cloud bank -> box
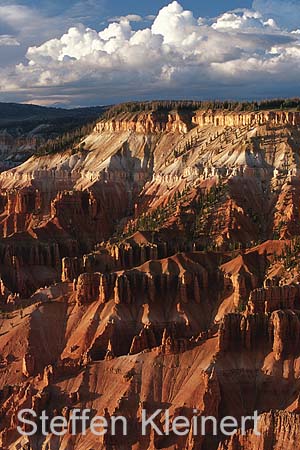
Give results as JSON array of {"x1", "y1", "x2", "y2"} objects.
[
  {"x1": 0, "y1": 35, "x2": 20, "y2": 46},
  {"x1": 1, "y1": 0, "x2": 300, "y2": 105}
]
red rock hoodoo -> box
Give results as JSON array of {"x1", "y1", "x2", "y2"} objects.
[{"x1": 0, "y1": 103, "x2": 300, "y2": 449}]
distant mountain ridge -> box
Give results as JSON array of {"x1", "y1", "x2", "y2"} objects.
[
  {"x1": 0, "y1": 102, "x2": 108, "y2": 131},
  {"x1": 0, "y1": 102, "x2": 108, "y2": 168}
]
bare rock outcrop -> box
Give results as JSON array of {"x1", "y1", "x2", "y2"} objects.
[
  {"x1": 129, "y1": 324, "x2": 158, "y2": 354},
  {"x1": 22, "y1": 353, "x2": 35, "y2": 378},
  {"x1": 94, "y1": 110, "x2": 192, "y2": 134},
  {"x1": 1, "y1": 104, "x2": 300, "y2": 449},
  {"x1": 219, "y1": 411, "x2": 300, "y2": 450},
  {"x1": 75, "y1": 272, "x2": 101, "y2": 304},
  {"x1": 218, "y1": 309, "x2": 300, "y2": 360},
  {"x1": 270, "y1": 310, "x2": 300, "y2": 360},
  {"x1": 61, "y1": 257, "x2": 83, "y2": 282},
  {"x1": 248, "y1": 285, "x2": 300, "y2": 313},
  {"x1": 193, "y1": 109, "x2": 300, "y2": 128}
]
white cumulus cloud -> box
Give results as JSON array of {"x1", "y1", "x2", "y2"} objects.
[
  {"x1": 212, "y1": 10, "x2": 278, "y2": 31},
  {"x1": 253, "y1": 0, "x2": 300, "y2": 31},
  {"x1": 1, "y1": 0, "x2": 300, "y2": 105}
]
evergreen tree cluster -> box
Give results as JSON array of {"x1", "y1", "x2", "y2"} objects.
[
  {"x1": 125, "y1": 188, "x2": 191, "y2": 235},
  {"x1": 275, "y1": 238, "x2": 300, "y2": 270},
  {"x1": 174, "y1": 134, "x2": 200, "y2": 158},
  {"x1": 36, "y1": 121, "x2": 96, "y2": 155},
  {"x1": 103, "y1": 98, "x2": 300, "y2": 119}
]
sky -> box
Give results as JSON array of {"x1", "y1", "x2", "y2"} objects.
[{"x1": 0, "y1": 0, "x2": 300, "y2": 107}]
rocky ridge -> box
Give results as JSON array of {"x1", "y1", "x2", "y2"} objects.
[{"x1": 0, "y1": 103, "x2": 299, "y2": 448}]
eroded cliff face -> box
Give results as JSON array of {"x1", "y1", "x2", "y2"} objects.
[
  {"x1": 95, "y1": 109, "x2": 300, "y2": 134},
  {"x1": 219, "y1": 411, "x2": 300, "y2": 450},
  {"x1": 94, "y1": 110, "x2": 193, "y2": 134},
  {"x1": 0, "y1": 242, "x2": 299, "y2": 449},
  {"x1": 0, "y1": 105, "x2": 300, "y2": 449},
  {"x1": 1, "y1": 106, "x2": 300, "y2": 265},
  {"x1": 193, "y1": 109, "x2": 300, "y2": 128}
]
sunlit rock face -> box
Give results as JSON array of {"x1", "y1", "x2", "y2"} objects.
[{"x1": 1, "y1": 104, "x2": 300, "y2": 449}]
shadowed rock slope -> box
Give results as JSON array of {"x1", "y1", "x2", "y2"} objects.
[{"x1": 0, "y1": 103, "x2": 300, "y2": 449}]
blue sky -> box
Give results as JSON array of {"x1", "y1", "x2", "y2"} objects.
[
  {"x1": 0, "y1": 0, "x2": 299, "y2": 106},
  {"x1": 1, "y1": 1, "x2": 254, "y2": 26}
]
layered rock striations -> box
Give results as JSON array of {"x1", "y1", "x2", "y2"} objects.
[
  {"x1": 0, "y1": 104, "x2": 300, "y2": 448},
  {"x1": 219, "y1": 411, "x2": 300, "y2": 450}
]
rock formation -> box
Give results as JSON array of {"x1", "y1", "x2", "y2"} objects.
[{"x1": 0, "y1": 103, "x2": 300, "y2": 449}]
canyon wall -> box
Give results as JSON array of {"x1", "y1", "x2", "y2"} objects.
[{"x1": 94, "y1": 109, "x2": 300, "y2": 136}]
